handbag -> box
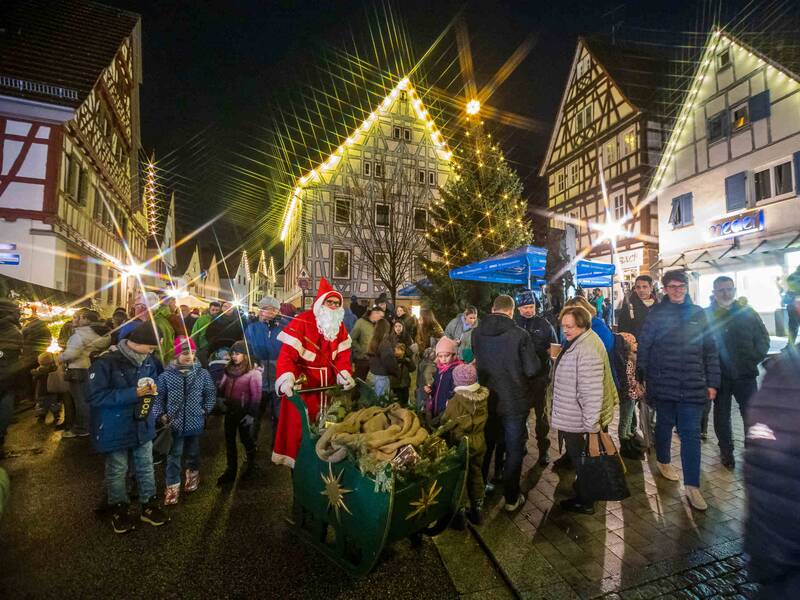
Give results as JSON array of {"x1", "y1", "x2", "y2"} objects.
[
  {"x1": 47, "y1": 366, "x2": 70, "y2": 394},
  {"x1": 576, "y1": 432, "x2": 630, "y2": 502}
]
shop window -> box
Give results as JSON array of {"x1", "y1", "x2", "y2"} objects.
[
  {"x1": 413, "y1": 207, "x2": 427, "y2": 231},
  {"x1": 668, "y1": 192, "x2": 693, "y2": 228},
  {"x1": 375, "y1": 203, "x2": 390, "y2": 227},
  {"x1": 717, "y1": 48, "x2": 731, "y2": 70},
  {"x1": 363, "y1": 161, "x2": 371, "y2": 177},
  {"x1": 332, "y1": 249, "x2": 351, "y2": 280},
  {"x1": 707, "y1": 112, "x2": 727, "y2": 144},
  {"x1": 334, "y1": 197, "x2": 351, "y2": 224},
  {"x1": 731, "y1": 103, "x2": 749, "y2": 131}
]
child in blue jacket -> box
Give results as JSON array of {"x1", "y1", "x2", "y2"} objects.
[{"x1": 154, "y1": 336, "x2": 216, "y2": 505}]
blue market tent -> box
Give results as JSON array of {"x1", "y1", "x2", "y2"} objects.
[
  {"x1": 397, "y1": 279, "x2": 431, "y2": 297},
  {"x1": 448, "y1": 245, "x2": 615, "y2": 287}
]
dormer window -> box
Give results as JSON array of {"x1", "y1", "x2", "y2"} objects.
[{"x1": 717, "y1": 48, "x2": 731, "y2": 70}]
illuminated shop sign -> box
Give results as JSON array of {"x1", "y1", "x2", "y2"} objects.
[{"x1": 707, "y1": 209, "x2": 765, "y2": 241}]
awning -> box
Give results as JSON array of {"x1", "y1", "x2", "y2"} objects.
[{"x1": 448, "y1": 245, "x2": 616, "y2": 287}]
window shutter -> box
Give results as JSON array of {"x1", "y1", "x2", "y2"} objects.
[
  {"x1": 749, "y1": 90, "x2": 771, "y2": 122},
  {"x1": 680, "y1": 192, "x2": 693, "y2": 225},
  {"x1": 794, "y1": 151, "x2": 800, "y2": 195},
  {"x1": 725, "y1": 172, "x2": 747, "y2": 212}
]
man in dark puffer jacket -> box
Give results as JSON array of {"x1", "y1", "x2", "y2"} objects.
[
  {"x1": 705, "y1": 276, "x2": 770, "y2": 469},
  {"x1": 744, "y1": 345, "x2": 800, "y2": 598},
  {"x1": 472, "y1": 294, "x2": 541, "y2": 512},
  {"x1": 638, "y1": 270, "x2": 720, "y2": 512}
]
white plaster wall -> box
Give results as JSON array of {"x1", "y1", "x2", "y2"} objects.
[{"x1": 0, "y1": 218, "x2": 57, "y2": 287}]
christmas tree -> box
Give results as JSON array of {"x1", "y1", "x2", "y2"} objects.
[{"x1": 422, "y1": 125, "x2": 531, "y2": 317}]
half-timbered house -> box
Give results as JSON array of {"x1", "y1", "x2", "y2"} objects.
[
  {"x1": 649, "y1": 30, "x2": 800, "y2": 332},
  {"x1": 280, "y1": 77, "x2": 452, "y2": 306},
  {"x1": 540, "y1": 37, "x2": 666, "y2": 282},
  {"x1": 0, "y1": 1, "x2": 146, "y2": 310}
]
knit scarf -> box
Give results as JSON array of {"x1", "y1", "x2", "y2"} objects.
[
  {"x1": 436, "y1": 359, "x2": 462, "y2": 374},
  {"x1": 118, "y1": 339, "x2": 147, "y2": 367}
]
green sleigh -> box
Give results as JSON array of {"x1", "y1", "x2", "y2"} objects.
[{"x1": 287, "y1": 392, "x2": 469, "y2": 576}]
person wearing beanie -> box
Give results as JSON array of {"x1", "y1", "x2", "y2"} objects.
[
  {"x1": 87, "y1": 320, "x2": 168, "y2": 534},
  {"x1": 154, "y1": 336, "x2": 216, "y2": 505},
  {"x1": 514, "y1": 289, "x2": 558, "y2": 466},
  {"x1": 472, "y1": 294, "x2": 542, "y2": 513},
  {"x1": 245, "y1": 297, "x2": 288, "y2": 443},
  {"x1": 638, "y1": 269, "x2": 720, "y2": 512},
  {"x1": 349, "y1": 294, "x2": 366, "y2": 320},
  {"x1": 0, "y1": 299, "x2": 23, "y2": 456},
  {"x1": 118, "y1": 293, "x2": 175, "y2": 367},
  {"x1": 422, "y1": 336, "x2": 463, "y2": 419},
  {"x1": 217, "y1": 340, "x2": 262, "y2": 485},
  {"x1": 442, "y1": 362, "x2": 489, "y2": 525}
]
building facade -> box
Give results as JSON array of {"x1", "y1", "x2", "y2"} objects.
[
  {"x1": 0, "y1": 1, "x2": 146, "y2": 311},
  {"x1": 651, "y1": 30, "x2": 800, "y2": 333},
  {"x1": 280, "y1": 77, "x2": 452, "y2": 307},
  {"x1": 540, "y1": 37, "x2": 665, "y2": 283}
]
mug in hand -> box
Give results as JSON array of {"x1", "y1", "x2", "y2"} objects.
[
  {"x1": 549, "y1": 343, "x2": 562, "y2": 360},
  {"x1": 136, "y1": 377, "x2": 156, "y2": 421}
]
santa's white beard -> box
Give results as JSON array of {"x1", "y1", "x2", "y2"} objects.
[{"x1": 315, "y1": 306, "x2": 345, "y2": 341}]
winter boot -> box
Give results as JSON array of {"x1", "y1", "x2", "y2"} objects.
[
  {"x1": 468, "y1": 499, "x2": 484, "y2": 526},
  {"x1": 184, "y1": 469, "x2": 200, "y2": 492},
  {"x1": 217, "y1": 468, "x2": 236, "y2": 487},
  {"x1": 140, "y1": 497, "x2": 170, "y2": 527},
  {"x1": 110, "y1": 503, "x2": 136, "y2": 534},
  {"x1": 164, "y1": 484, "x2": 180, "y2": 506}
]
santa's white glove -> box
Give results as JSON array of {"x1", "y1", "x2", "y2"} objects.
[
  {"x1": 276, "y1": 373, "x2": 297, "y2": 397},
  {"x1": 337, "y1": 370, "x2": 356, "y2": 391}
]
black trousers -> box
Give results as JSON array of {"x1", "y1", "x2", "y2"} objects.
[
  {"x1": 530, "y1": 378, "x2": 551, "y2": 455},
  {"x1": 561, "y1": 431, "x2": 589, "y2": 504},
  {"x1": 224, "y1": 408, "x2": 255, "y2": 471}
]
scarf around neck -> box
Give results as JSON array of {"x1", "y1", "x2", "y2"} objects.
[{"x1": 118, "y1": 339, "x2": 147, "y2": 367}]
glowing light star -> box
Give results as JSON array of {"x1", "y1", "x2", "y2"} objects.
[
  {"x1": 406, "y1": 479, "x2": 442, "y2": 520},
  {"x1": 598, "y1": 219, "x2": 627, "y2": 243},
  {"x1": 465, "y1": 99, "x2": 481, "y2": 115},
  {"x1": 46, "y1": 337, "x2": 62, "y2": 353},
  {"x1": 320, "y1": 463, "x2": 353, "y2": 523},
  {"x1": 124, "y1": 262, "x2": 146, "y2": 278}
]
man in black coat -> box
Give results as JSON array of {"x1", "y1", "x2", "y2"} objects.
[
  {"x1": 514, "y1": 289, "x2": 557, "y2": 465},
  {"x1": 472, "y1": 294, "x2": 541, "y2": 512},
  {"x1": 744, "y1": 344, "x2": 800, "y2": 597},
  {"x1": 206, "y1": 301, "x2": 246, "y2": 353},
  {"x1": 617, "y1": 274, "x2": 657, "y2": 338},
  {"x1": 0, "y1": 299, "x2": 23, "y2": 456},
  {"x1": 705, "y1": 276, "x2": 770, "y2": 469}
]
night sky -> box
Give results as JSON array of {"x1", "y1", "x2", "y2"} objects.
[{"x1": 102, "y1": 0, "x2": 754, "y2": 266}]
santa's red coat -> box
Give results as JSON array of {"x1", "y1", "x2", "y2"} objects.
[{"x1": 271, "y1": 309, "x2": 352, "y2": 468}]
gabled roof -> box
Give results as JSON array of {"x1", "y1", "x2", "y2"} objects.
[
  {"x1": 174, "y1": 243, "x2": 199, "y2": 277},
  {"x1": 648, "y1": 28, "x2": 800, "y2": 196},
  {"x1": 279, "y1": 76, "x2": 452, "y2": 240},
  {"x1": 538, "y1": 36, "x2": 668, "y2": 176},
  {"x1": 0, "y1": 0, "x2": 139, "y2": 108}
]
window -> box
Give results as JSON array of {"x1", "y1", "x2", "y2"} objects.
[
  {"x1": 418, "y1": 169, "x2": 426, "y2": 184},
  {"x1": 668, "y1": 192, "x2": 693, "y2": 228},
  {"x1": 374, "y1": 252, "x2": 389, "y2": 280},
  {"x1": 568, "y1": 162, "x2": 579, "y2": 186},
  {"x1": 428, "y1": 171, "x2": 437, "y2": 186},
  {"x1": 717, "y1": 48, "x2": 731, "y2": 70},
  {"x1": 413, "y1": 207, "x2": 427, "y2": 231},
  {"x1": 77, "y1": 167, "x2": 89, "y2": 206},
  {"x1": 621, "y1": 128, "x2": 636, "y2": 156},
  {"x1": 731, "y1": 103, "x2": 749, "y2": 131},
  {"x1": 556, "y1": 171, "x2": 566, "y2": 193},
  {"x1": 332, "y1": 249, "x2": 351, "y2": 280},
  {"x1": 707, "y1": 112, "x2": 727, "y2": 144},
  {"x1": 612, "y1": 191, "x2": 625, "y2": 221},
  {"x1": 754, "y1": 168, "x2": 772, "y2": 202},
  {"x1": 404, "y1": 128, "x2": 411, "y2": 142},
  {"x1": 775, "y1": 161, "x2": 793, "y2": 196},
  {"x1": 393, "y1": 126, "x2": 401, "y2": 139},
  {"x1": 605, "y1": 138, "x2": 618, "y2": 166},
  {"x1": 375, "y1": 202, "x2": 390, "y2": 227},
  {"x1": 374, "y1": 162, "x2": 383, "y2": 178},
  {"x1": 400, "y1": 91, "x2": 407, "y2": 102},
  {"x1": 576, "y1": 55, "x2": 591, "y2": 80},
  {"x1": 363, "y1": 161, "x2": 371, "y2": 176},
  {"x1": 575, "y1": 104, "x2": 593, "y2": 130},
  {"x1": 334, "y1": 197, "x2": 351, "y2": 224},
  {"x1": 93, "y1": 187, "x2": 103, "y2": 219}
]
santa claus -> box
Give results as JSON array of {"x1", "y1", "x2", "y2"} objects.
[{"x1": 272, "y1": 278, "x2": 355, "y2": 468}]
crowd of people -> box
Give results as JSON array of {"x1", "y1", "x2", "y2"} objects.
[{"x1": 2, "y1": 269, "x2": 799, "y2": 595}]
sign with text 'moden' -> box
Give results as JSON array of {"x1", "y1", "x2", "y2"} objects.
[{"x1": 707, "y1": 208, "x2": 765, "y2": 241}]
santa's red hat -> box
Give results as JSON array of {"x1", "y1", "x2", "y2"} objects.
[{"x1": 313, "y1": 277, "x2": 343, "y2": 315}]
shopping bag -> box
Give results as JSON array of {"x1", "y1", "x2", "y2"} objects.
[{"x1": 576, "y1": 432, "x2": 630, "y2": 502}]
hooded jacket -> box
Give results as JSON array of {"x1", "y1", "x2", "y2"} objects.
[
  {"x1": 87, "y1": 344, "x2": 162, "y2": 453},
  {"x1": 61, "y1": 324, "x2": 111, "y2": 369},
  {"x1": 154, "y1": 360, "x2": 216, "y2": 436},
  {"x1": 618, "y1": 293, "x2": 657, "y2": 339},
  {"x1": 471, "y1": 313, "x2": 541, "y2": 417},
  {"x1": 705, "y1": 299, "x2": 770, "y2": 380},
  {"x1": 637, "y1": 297, "x2": 720, "y2": 404},
  {"x1": 442, "y1": 384, "x2": 489, "y2": 456}
]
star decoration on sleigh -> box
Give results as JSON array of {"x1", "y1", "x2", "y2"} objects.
[
  {"x1": 406, "y1": 479, "x2": 442, "y2": 520},
  {"x1": 320, "y1": 463, "x2": 353, "y2": 522}
]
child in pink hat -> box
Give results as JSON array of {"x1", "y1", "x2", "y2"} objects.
[{"x1": 423, "y1": 336, "x2": 463, "y2": 419}]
